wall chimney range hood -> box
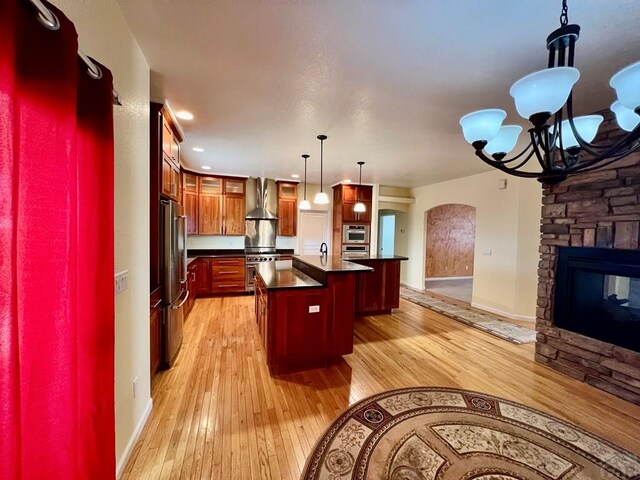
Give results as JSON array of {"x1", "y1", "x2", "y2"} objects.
[{"x1": 246, "y1": 177, "x2": 277, "y2": 220}]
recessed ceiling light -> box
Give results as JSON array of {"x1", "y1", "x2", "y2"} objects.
[
  {"x1": 291, "y1": 174, "x2": 300, "y2": 179},
  {"x1": 176, "y1": 110, "x2": 194, "y2": 120},
  {"x1": 192, "y1": 147, "x2": 204, "y2": 152},
  {"x1": 343, "y1": 179, "x2": 352, "y2": 183},
  {"x1": 201, "y1": 165, "x2": 212, "y2": 170}
]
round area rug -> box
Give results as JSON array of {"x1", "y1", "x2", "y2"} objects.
[{"x1": 301, "y1": 387, "x2": 640, "y2": 480}]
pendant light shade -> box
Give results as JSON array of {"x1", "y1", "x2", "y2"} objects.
[
  {"x1": 510, "y1": 67, "x2": 580, "y2": 120},
  {"x1": 353, "y1": 161, "x2": 366, "y2": 213},
  {"x1": 314, "y1": 135, "x2": 330, "y2": 204},
  {"x1": 300, "y1": 154, "x2": 311, "y2": 210}
]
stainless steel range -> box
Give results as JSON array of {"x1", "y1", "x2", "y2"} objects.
[{"x1": 244, "y1": 177, "x2": 279, "y2": 292}]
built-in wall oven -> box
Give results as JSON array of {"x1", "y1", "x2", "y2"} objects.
[{"x1": 343, "y1": 224, "x2": 370, "y2": 244}]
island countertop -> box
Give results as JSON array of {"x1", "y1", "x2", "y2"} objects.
[
  {"x1": 255, "y1": 260, "x2": 323, "y2": 290},
  {"x1": 293, "y1": 255, "x2": 374, "y2": 273}
]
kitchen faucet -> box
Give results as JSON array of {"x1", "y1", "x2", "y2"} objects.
[{"x1": 320, "y1": 242, "x2": 328, "y2": 256}]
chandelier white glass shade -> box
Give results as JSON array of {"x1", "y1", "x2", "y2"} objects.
[
  {"x1": 314, "y1": 135, "x2": 330, "y2": 204},
  {"x1": 353, "y1": 161, "x2": 367, "y2": 213},
  {"x1": 459, "y1": 1, "x2": 640, "y2": 184},
  {"x1": 611, "y1": 101, "x2": 640, "y2": 132},
  {"x1": 299, "y1": 154, "x2": 311, "y2": 210}
]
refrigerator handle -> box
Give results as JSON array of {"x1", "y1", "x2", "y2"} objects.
[
  {"x1": 171, "y1": 290, "x2": 189, "y2": 309},
  {"x1": 177, "y1": 214, "x2": 188, "y2": 283}
]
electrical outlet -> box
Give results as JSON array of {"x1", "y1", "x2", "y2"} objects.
[
  {"x1": 309, "y1": 305, "x2": 320, "y2": 313},
  {"x1": 132, "y1": 377, "x2": 138, "y2": 399},
  {"x1": 115, "y1": 271, "x2": 128, "y2": 295}
]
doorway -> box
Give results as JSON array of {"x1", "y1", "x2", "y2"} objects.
[
  {"x1": 424, "y1": 204, "x2": 476, "y2": 303},
  {"x1": 379, "y1": 214, "x2": 395, "y2": 255},
  {"x1": 298, "y1": 210, "x2": 330, "y2": 255}
]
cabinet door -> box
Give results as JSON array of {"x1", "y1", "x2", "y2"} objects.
[
  {"x1": 183, "y1": 172, "x2": 198, "y2": 193},
  {"x1": 278, "y1": 182, "x2": 298, "y2": 199},
  {"x1": 342, "y1": 203, "x2": 358, "y2": 223},
  {"x1": 278, "y1": 199, "x2": 297, "y2": 236},
  {"x1": 199, "y1": 194, "x2": 223, "y2": 234},
  {"x1": 224, "y1": 178, "x2": 245, "y2": 195},
  {"x1": 223, "y1": 195, "x2": 245, "y2": 235},
  {"x1": 184, "y1": 191, "x2": 198, "y2": 234},
  {"x1": 162, "y1": 157, "x2": 172, "y2": 197},
  {"x1": 358, "y1": 185, "x2": 373, "y2": 201},
  {"x1": 162, "y1": 116, "x2": 173, "y2": 158},
  {"x1": 171, "y1": 137, "x2": 180, "y2": 167},
  {"x1": 150, "y1": 290, "x2": 162, "y2": 377},
  {"x1": 356, "y1": 203, "x2": 372, "y2": 223},
  {"x1": 195, "y1": 259, "x2": 211, "y2": 295},
  {"x1": 342, "y1": 185, "x2": 358, "y2": 203},
  {"x1": 199, "y1": 176, "x2": 222, "y2": 195},
  {"x1": 171, "y1": 164, "x2": 180, "y2": 201}
]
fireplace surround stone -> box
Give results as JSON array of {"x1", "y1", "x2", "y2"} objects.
[{"x1": 535, "y1": 111, "x2": 640, "y2": 405}]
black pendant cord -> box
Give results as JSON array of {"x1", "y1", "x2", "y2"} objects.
[
  {"x1": 317, "y1": 135, "x2": 327, "y2": 193},
  {"x1": 302, "y1": 154, "x2": 309, "y2": 200},
  {"x1": 357, "y1": 161, "x2": 364, "y2": 203}
]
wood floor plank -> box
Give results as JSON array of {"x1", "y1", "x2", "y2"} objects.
[{"x1": 122, "y1": 295, "x2": 640, "y2": 479}]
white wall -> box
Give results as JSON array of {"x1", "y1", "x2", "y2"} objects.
[
  {"x1": 50, "y1": 0, "x2": 152, "y2": 472},
  {"x1": 406, "y1": 171, "x2": 541, "y2": 319}
]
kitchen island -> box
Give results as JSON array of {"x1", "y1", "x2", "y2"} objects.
[{"x1": 255, "y1": 254, "x2": 407, "y2": 372}]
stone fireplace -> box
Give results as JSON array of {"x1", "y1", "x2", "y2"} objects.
[{"x1": 535, "y1": 111, "x2": 640, "y2": 405}]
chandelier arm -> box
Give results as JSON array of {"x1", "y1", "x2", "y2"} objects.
[
  {"x1": 475, "y1": 150, "x2": 542, "y2": 178},
  {"x1": 504, "y1": 147, "x2": 539, "y2": 171},
  {"x1": 567, "y1": 135, "x2": 640, "y2": 173},
  {"x1": 531, "y1": 129, "x2": 551, "y2": 172},
  {"x1": 577, "y1": 125, "x2": 640, "y2": 166},
  {"x1": 488, "y1": 139, "x2": 537, "y2": 165},
  {"x1": 570, "y1": 145, "x2": 640, "y2": 174},
  {"x1": 554, "y1": 106, "x2": 573, "y2": 168}
]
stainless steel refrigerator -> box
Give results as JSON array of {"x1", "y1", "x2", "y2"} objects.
[{"x1": 161, "y1": 199, "x2": 188, "y2": 367}]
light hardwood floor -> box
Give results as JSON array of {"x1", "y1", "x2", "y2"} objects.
[{"x1": 121, "y1": 296, "x2": 640, "y2": 479}]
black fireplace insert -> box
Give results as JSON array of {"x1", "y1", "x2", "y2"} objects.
[{"x1": 554, "y1": 247, "x2": 640, "y2": 353}]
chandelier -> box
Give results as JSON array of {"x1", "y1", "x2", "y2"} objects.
[{"x1": 459, "y1": 0, "x2": 640, "y2": 184}]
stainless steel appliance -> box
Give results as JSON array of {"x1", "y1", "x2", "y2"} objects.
[
  {"x1": 342, "y1": 244, "x2": 370, "y2": 254},
  {"x1": 161, "y1": 199, "x2": 188, "y2": 368},
  {"x1": 245, "y1": 177, "x2": 279, "y2": 292},
  {"x1": 343, "y1": 224, "x2": 370, "y2": 244},
  {"x1": 245, "y1": 252, "x2": 281, "y2": 292}
]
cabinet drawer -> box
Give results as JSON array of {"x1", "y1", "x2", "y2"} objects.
[
  {"x1": 211, "y1": 280, "x2": 245, "y2": 293},
  {"x1": 211, "y1": 257, "x2": 245, "y2": 267},
  {"x1": 212, "y1": 266, "x2": 245, "y2": 280}
]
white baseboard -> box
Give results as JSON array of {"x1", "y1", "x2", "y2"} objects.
[
  {"x1": 471, "y1": 302, "x2": 535, "y2": 322},
  {"x1": 425, "y1": 276, "x2": 473, "y2": 281},
  {"x1": 116, "y1": 397, "x2": 153, "y2": 479}
]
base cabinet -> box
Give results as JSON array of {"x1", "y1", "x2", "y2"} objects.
[
  {"x1": 185, "y1": 262, "x2": 197, "y2": 319},
  {"x1": 193, "y1": 256, "x2": 246, "y2": 295},
  {"x1": 150, "y1": 287, "x2": 162, "y2": 378},
  {"x1": 351, "y1": 259, "x2": 401, "y2": 315}
]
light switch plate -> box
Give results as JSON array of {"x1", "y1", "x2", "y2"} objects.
[
  {"x1": 309, "y1": 305, "x2": 320, "y2": 313},
  {"x1": 115, "y1": 271, "x2": 128, "y2": 295},
  {"x1": 483, "y1": 249, "x2": 492, "y2": 256}
]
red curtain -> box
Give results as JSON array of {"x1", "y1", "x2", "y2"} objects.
[{"x1": 0, "y1": 1, "x2": 115, "y2": 478}]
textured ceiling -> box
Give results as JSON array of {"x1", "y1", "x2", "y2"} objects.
[{"x1": 118, "y1": 0, "x2": 640, "y2": 187}]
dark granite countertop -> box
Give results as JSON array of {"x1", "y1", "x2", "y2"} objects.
[
  {"x1": 255, "y1": 261, "x2": 323, "y2": 290},
  {"x1": 293, "y1": 255, "x2": 374, "y2": 273},
  {"x1": 342, "y1": 253, "x2": 409, "y2": 261},
  {"x1": 186, "y1": 248, "x2": 295, "y2": 266}
]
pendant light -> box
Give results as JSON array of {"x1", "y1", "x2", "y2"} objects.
[
  {"x1": 299, "y1": 154, "x2": 311, "y2": 210},
  {"x1": 314, "y1": 134, "x2": 330, "y2": 204},
  {"x1": 353, "y1": 161, "x2": 366, "y2": 213}
]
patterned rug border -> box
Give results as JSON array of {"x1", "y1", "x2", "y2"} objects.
[
  {"x1": 400, "y1": 285, "x2": 536, "y2": 345},
  {"x1": 301, "y1": 386, "x2": 640, "y2": 480}
]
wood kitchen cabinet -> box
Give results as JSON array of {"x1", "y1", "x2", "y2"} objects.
[
  {"x1": 332, "y1": 183, "x2": 373, "y2": 255},
  {"x1": 183, "y1": 172, "x2": 198, "y2": 234},
  {"x1": 185, "y1": 262, "x2": 197, "y2": 319},
  {"x1": 195, "y1": 258, "x2": 211, "y2": 295},
  {"x1": 211, "y1": 257, "x2": 245, "y2": 293},
  {"x1": 150, "y1": 287, "x2": 162, "y2": 379},
  {"x1": 277, "y1": 181, "x2": 298, "y2": 237},
  {"x1": 190, "y1": 174, "x2": 246, "y2": 236}
]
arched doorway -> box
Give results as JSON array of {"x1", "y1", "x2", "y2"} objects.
[{"x1": 424, "y1": 204, "x2": 476, "y2": 303}]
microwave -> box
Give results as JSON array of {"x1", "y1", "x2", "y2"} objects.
[{"x1": 343, "y1": 225, "x2": 370, "y2": 244}]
